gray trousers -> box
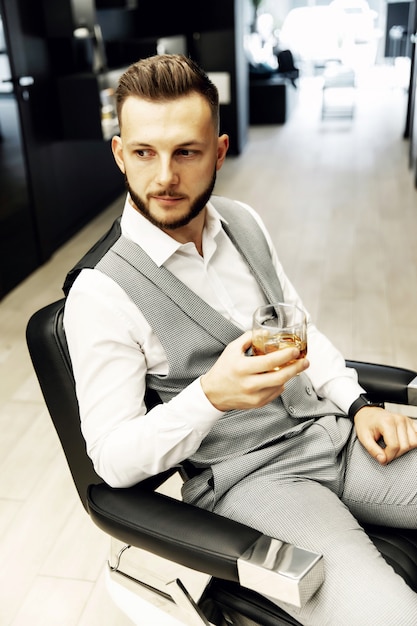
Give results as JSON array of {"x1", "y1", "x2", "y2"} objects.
[{"x1": 182, "y1": 416, "x2": 417, "y2": 626}]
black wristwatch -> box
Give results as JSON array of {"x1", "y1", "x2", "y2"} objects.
[{"x1": 348, "y1": 394, "x2": 384, "y2": 420}]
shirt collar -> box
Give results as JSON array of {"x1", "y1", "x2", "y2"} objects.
[{"x1": 120, "y1": 195, "x2": 228, "y2": 267}]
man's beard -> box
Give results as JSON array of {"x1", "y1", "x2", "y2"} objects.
[{"x1": 126, "y1": 169, "x2": 217, "y2": 231}]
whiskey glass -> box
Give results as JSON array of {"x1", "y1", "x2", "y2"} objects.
[{"x1": 252, "y1": 302, "x2": 307, "y2": 361}]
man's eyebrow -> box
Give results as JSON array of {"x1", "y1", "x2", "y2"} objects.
[
  {"x1": 125, "y1": 141, "x2": 152, "y2": 148},
  {"x1": 175, "y1": 141, "x2": 206, "y2": 149},
  {"x1": 126, "y1": 139, "x2": 206, "y2": 149}
]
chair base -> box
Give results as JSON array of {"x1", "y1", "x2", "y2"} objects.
[
  {"x1": 109, "y1": 538, "x2": 213, "y2": 625},
  {"x1": 321, "y1": 64, "x2": 355, "y2": 120}
]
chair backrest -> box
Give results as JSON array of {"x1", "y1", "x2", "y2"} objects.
[
  {"x1": 26, "y1": 299, "x2": 102, "y2": 510},
  {"x1": 26, "y1": 297, "x2": 165, "y2": 509},
  {"x1": 277, "y1": 49, "x2": 298, "y2": 74}
]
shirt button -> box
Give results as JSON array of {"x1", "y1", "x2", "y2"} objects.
[
  {"x1": 305, "y1": 386, "x2": 312, "y2": 395},
  {"x1": 288, "y1": 406, "x2": 296, "y2": 414}
]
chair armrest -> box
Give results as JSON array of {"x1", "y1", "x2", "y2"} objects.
[
  {"x1": 346, "y1": 360, "x2": 417, "y2": 406},
  {"x1": 87, "y1": 481, "x2": 261, "y2": 582},
  {"x1": 87, "y1": 481, "x2": 324, "y2": 607}
]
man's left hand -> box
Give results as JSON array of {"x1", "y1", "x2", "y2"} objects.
[{"x1": 354, "y1": 407, "x2": 417, "y2": 465}]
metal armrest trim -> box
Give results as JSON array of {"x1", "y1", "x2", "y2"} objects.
[
  {"x1": 237, "y1": 535, "x2": 324, "y2": 608},
  {"x1": 408, "y1": 376, "x2": 417, "y2": 406}
]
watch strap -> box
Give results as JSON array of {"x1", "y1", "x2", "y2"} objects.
[{"x1": 348, "y1": 394, "x2": 384, "y2": 420}]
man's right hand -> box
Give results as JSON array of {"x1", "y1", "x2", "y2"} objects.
[{"x1": 200, "y1": 331, "x2": 310, "y2": 412}]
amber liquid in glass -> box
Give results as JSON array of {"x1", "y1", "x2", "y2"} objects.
[{"x1": 252, "y1": 332, "x2": 307, "y2": 360}]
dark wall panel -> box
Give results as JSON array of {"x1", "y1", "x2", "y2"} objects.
[
  {"x1": 36, "y1": 141, "x2": 123, "y2": 255},
  {"x1": 1, "y1": 0, "x2": 247, "y2": 296}
]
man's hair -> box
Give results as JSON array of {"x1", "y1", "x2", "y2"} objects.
[{"x1": 115, "y1": 54, "x2": 220, "y2": 131}]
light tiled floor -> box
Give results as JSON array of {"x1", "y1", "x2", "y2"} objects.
[{"x1": 1, "y1": 64, "x2": 417, "y2": 625}]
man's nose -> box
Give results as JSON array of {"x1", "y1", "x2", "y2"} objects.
[{"x1": 155, "y1": 158, "x2": 179, "y2": 186}]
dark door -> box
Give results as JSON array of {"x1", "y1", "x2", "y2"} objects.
[
  {"x1": 404, "y1": 1, "x2": 417, "y2": 184},
  {"x1": 0, "y1": 3, "x2": 42, "y2": 299}
]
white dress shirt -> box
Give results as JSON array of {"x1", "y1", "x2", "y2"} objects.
[{"x1": 64, "y1": 197, "x2": 363, "y2": 487}]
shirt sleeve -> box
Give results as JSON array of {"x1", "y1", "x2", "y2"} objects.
[{"x1": 64, "y1": 269, "x2": 223, "y2": 488}]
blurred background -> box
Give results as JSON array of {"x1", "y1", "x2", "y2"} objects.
[{"x1": 1, "y1": 0, "x2": 417, "y2": 299}]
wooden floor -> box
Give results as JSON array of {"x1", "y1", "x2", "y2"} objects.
[{"x1": 1, "y1": 64, "x2": 417, "y2": 625}]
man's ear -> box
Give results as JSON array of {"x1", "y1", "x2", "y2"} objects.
[
  {"x1": 216, "y1": 134, "x2": 229, "y2": 171},
  {"x1": 111, "y1": 135, "x2": 125, "y2": 174}
]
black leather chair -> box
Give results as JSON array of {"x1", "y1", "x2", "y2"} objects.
[{"x1": 26, "y1": 298, "x2": 417, "y2": 626}]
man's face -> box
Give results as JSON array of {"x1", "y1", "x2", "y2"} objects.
[{"x1": 112, "y1": 92, "x2": 229, "y2": 234}]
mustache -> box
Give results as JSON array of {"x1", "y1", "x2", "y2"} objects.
[
  {"x1": 123, "y1": 176, "x2": 183, "y2": 200},
  {"x1": 149, "y1": 191, "x2": 184, "y2": 198}
]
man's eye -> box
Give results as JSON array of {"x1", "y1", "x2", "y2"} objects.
[
  {"x1": 136, "y1": 149, "x2": 152, "y2": 157},
  {"x1": 177, "y1": 149, "x2": 194, "y2": 157}
]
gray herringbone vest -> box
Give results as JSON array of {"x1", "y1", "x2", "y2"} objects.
[{"x1": 95, "y1": 196, "x2": 342, "y2": 468}]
